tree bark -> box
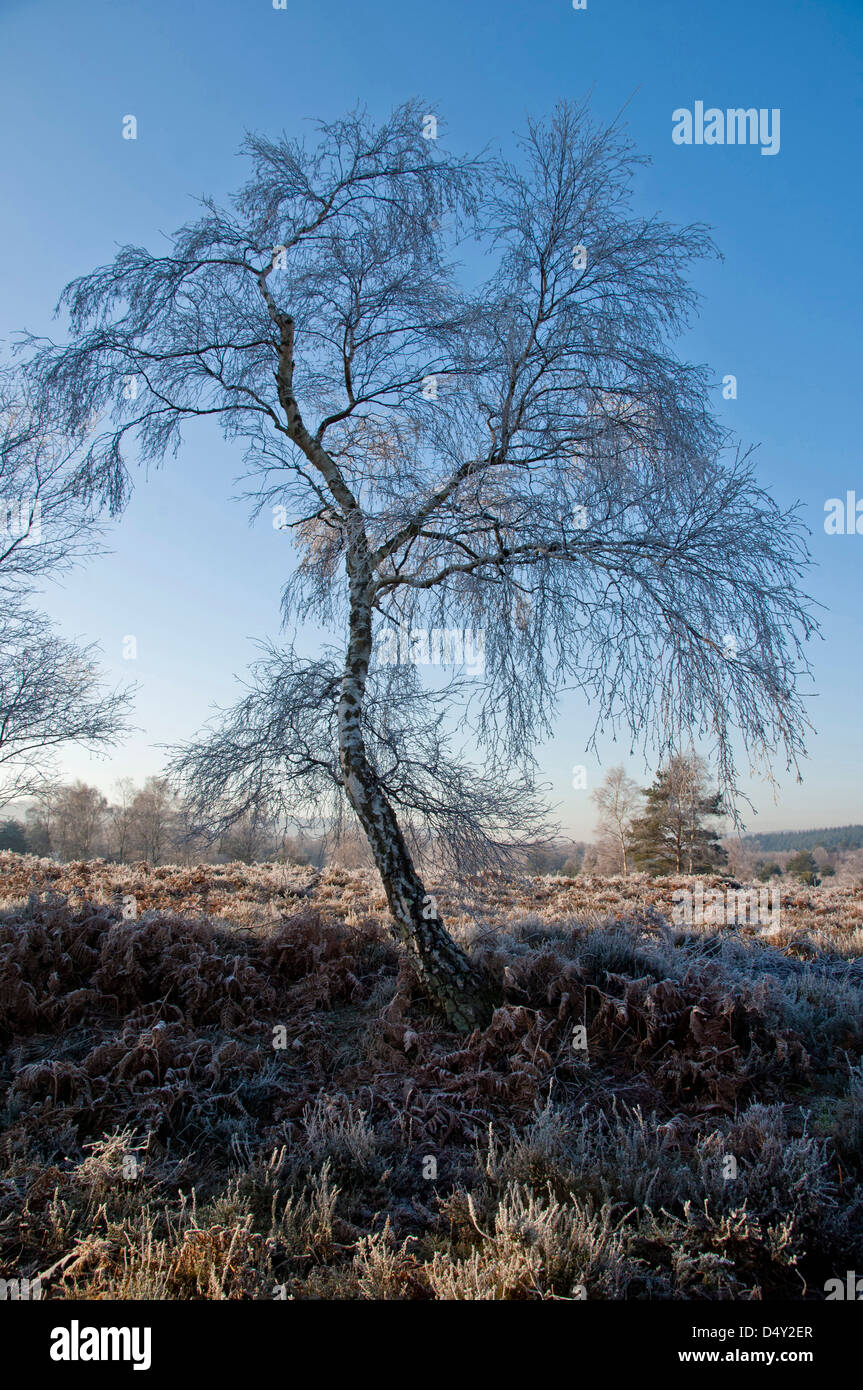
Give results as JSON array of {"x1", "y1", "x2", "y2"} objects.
[
  {"x1": 617, "y1": 821, "x2": 628, "y2": 876},
  {"x1": 336, "y1": 533, "x2": 495, "y2": 1032},
  {"x1": 268, "y1": 319, "x2": 494, "y2": 1030}
]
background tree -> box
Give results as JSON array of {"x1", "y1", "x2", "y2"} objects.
[
  {"x1": 327, "y1": 827, "x2": 376, "y2": 871},
  {"x1": 0, "y1": 368, "x2": 131, "y2": 805},
  {"x1": 518, "y1": 838, "x2": 585, "y2": 876},
  {"x1": 57, "y1": 781, "x2": 108, "y2": 860},
  {"x1": 559, "y1": 846, "x2": 586, "y2": 877},
  {"x1": 24, "y1": 797, "x2": 52, "y2": 856},
  {"x1": 0, "y1": 818, "x2": 29, "y2": 852},
  {"x1": 591, "y1": 765, "x2": 642, "y2": 875},
  {"x1": 786, "y1": 849, "x2": 820, "y2": 885},
  {"x1": 280, "y1": 833, "x2": 317, "y2": 868},
  {"x1": 0, "y1": 615, "x2": 130, "y2": 809},
  {"x1": 28, "y1": 780, "x2": 108, "y2": 861},
  {"x1": 630, "y1": 753, "x2": 727, "y2": 875},
  {"x1": 218, "y1": 808, "x2": 278, "y2": 864},
  {"x1": 743, "y1": 825, "x2": 863, "y2": 854},
  {"x1": 129, "y1": 776, "x2": 176, "y2": 865},
  {"x1": 107, "y1": 776, "x2": 137, "y2": 862},
  {"x1": 23, "y1": 100, "x2": 815, "y2": 1027}
]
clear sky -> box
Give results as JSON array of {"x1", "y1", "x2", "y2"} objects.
[{"x1": 1, "y1": 0, "x2": 861, "y2": 839}]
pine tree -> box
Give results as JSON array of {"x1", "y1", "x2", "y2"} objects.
[
  {"x1": 0, "y1": 818, "x2": 28, "y2": 852},
  {"x1": 786, "y1": 849, "x2": 820, "y2": 885},
  {"x1": 630, "y1": 754, "x2": 727, "y2": 875}
]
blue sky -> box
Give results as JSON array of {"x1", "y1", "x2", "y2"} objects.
[{"x1": 1, "y1": 0, "x2": 861, "y2": 838}]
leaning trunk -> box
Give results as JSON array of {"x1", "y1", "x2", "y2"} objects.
[
  {"x1": 339, "y1": 742, "x2": 496, "y2": 1031},
  {"x1": 337, "y1": 553, "x2": 495, "y2": 1031}
]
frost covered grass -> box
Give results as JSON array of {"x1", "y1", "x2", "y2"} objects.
[{"x1": 1, "y1": 853, "x2": 862, "y2": 1299}]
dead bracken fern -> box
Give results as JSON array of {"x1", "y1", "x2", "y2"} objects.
[{"x1": 1, "y1": 852, "x2": 862, "y2": 1299}]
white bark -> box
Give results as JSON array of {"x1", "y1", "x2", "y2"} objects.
[{"x1": 336, "y1": 525, "x2": 493, "y2": 1030}]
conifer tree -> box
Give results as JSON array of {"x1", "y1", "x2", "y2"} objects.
[
  {"x1": 630, "y1": 754, "x2": 727, "y2": 875},
  {"x1": 786, "y1": 849, "x2": 820, "y2": 885}
]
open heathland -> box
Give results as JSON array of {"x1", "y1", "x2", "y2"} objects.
[{"x1": 2, "y1": 853, "x2": 862, "y2": 1299}]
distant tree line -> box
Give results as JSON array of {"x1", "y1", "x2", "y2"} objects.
[
  {"x1": 1, "y1": 759, "x2": 854, "y2": 889},
  {"x1": 0, "y1": 781, "x2": 590, "y2": 875},
  {"x1": 0, "y1": 754, "x2": 728, "y2": 878},
  {"x1": 746, "y1": 850, "x2": 836, "y2": 886},
  {"x1": 0, "y1": 778, "x2": 321, "y2": 867},
  {"x1": 742, "y1": 826, "x2": 863, "y2": 854}
]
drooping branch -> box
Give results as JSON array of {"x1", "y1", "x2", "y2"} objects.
[
  {"x1": 15, "y1": 98, "x2": 819, "y2": 1022},
  {"x1": 166, "y1": 644, "x2": 552, "y2": 874},
  {"x1": 0, "y1": 612, "x2": 132, "y2": 808}
]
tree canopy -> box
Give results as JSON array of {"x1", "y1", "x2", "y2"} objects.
[{"x1": 18, "y1": 99, "x2": 817, "y2": 1023}]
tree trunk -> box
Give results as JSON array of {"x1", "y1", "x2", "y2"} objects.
[
  {"x1": 617, "y1": 823, "x2": 628, "y2": 876},
  {"x1": 337, "y1": 542, "x2": 495, "y2": 1031}
]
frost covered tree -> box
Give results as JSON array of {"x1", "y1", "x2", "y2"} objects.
[
  {"x1": 0, "y1": 369, "x2": 131, "y2": 806},
  {"x1": 630, "y1": 754, "x2": 727, "y2": 876},
  {"x1": 21, "y1": 100, "x2": 815, "y2": 1026},
  {"x1": 591, "y1": 765, "x2": 642, "y2": 875}
]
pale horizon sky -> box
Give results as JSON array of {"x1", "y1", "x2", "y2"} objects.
[{"x1": 2, "y1": 0, "x2": 862, "y2": 841}]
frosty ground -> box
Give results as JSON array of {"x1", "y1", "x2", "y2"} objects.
[{"x1": 1, "y1": 853, "x2": 862, "y2": 1299}]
